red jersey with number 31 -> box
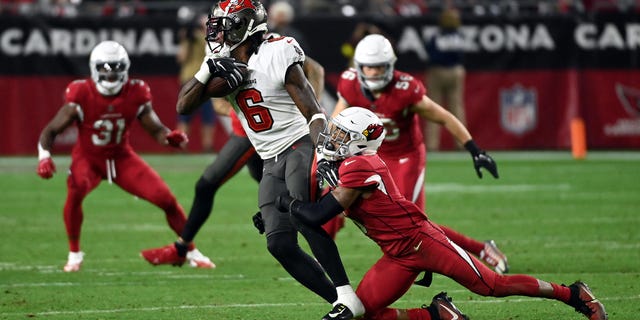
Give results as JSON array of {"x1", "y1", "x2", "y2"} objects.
[
  {"x1": 338, "y1": 153, "x2": 429, "y2": 257},
  {"x1": 337, "y1": 69, "x2": 426, "y2": 157},
  {"x1": 64, "y1": 79, "x2": 151, "y2": 157}
]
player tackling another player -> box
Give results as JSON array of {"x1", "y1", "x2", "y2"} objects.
[
  {"x1": 332, "y1": 34, "x2": 508, "y2": 275},
  {"x1": 36, "y1": 40, "x2": 214, "y2": 271},
  {"x1": 278, "y1": 107, "x2": 608, "y2": 320},
  {"x1": 144, "y1": 0, "x2": 364, "y2": 317}
]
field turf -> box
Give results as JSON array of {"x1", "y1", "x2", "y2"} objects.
[{"x1": 1, "y1": 152, "x2": 639, "y2": 319}]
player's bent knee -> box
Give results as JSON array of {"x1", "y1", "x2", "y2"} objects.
[
  {"x1": 266, "y1": 234, "x2": 298, "y2": 259},
  {"x1": 195, "y1": 177, "x2": 219, "y2": 196}
]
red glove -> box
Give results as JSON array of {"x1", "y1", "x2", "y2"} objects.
[
  {"x1": 37, "y1": 158, "x2": 56, "y2": 179},
  {"x1": 166, "y1": 129, "x2": 188, "y2": 149}
]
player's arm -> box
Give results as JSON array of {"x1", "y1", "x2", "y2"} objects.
[
  {"x1": 302, "y1": 56, "x2": 325, "y2": 100},
  {"x1": 38, "y1": 103, "x2": 79, "y2": 152},
  {"x1": 138, "y1": 103, "x2": 188, "y2": 149},
  {"x1": 177, "y1": 58, "x2": 246, "y2": 115},
  {"x1": 410, "y1": 95, "x2": 472, "y2": 145},
  {"x1": 285, "y1": 63, "x2": 326, "y2": 145},
  {"x1": 36, "y1": 103, "x2": 80, "y2": 179},
  {"x1": 176, "y1": 78, "x2": 209, "y2": 115},
  {"x1": 276, "y1": 186, "x2": 365, "y2": 227},
  {"x1": 331, "y1": 97, "x2": 349, "y2": 118},
  {"x1": 411, "y1": 95, "x2": 499, "y2": 178}
]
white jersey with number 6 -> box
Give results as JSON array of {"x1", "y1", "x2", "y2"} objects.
[{"x1": 227, "y1": 36, "x2": 308, "y2": 159}]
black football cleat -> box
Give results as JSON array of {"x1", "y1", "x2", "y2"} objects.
[
  {"x1": 322, "y1": 303, "x2": 354, "y2": 320},
  {"x1": 567, "y1": 281, "x2": 608, "y2": 320},
  {"x1": 423, "y1": 292, "x2": 469, "y2": 320}
]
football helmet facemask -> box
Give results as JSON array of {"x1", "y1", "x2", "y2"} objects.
[
  {"x1": 206, "y1": 0, "x2": 267, "y2": 55},
  {"x1": 353, "y1": 34, "x2": 397, "y2": 91},
  {"x1": 89, "y1": 41, "x2": 130, "y2": 96},
  {"x1": 318, "y1": 107, "x2": 386, "y2": 161}
]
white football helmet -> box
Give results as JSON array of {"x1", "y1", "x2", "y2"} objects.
[
  {"x1": 353, "y1": 34, "x2": 397, "y2": 91},
  {"x1": 206, "y1": 0, "x2": 268, "y2": 54},
  {"x1": 318, "y1": 107, "x2": 386, "y2": 161},
  {"x1": 89, "y1": 41, "x2": 130, "y2": 96}
]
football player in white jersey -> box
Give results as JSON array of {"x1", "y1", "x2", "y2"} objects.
[{"x1": 165, "y1": 1, "x2": 363, "y2": 318}]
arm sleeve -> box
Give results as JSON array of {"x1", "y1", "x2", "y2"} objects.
[{"x1": 289, "y1": 193, "x2": 344, "y2": 227}]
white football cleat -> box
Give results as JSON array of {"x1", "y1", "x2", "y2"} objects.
[
  {"x1": 63, "y1": 251, "x2": 85, "y2": 272},
  {"x1": 186, "y1": 248, "x2": 216, "y2": 269},
  {"x1": 479, "y1": 240, "x2": 509, "y2": 275}
]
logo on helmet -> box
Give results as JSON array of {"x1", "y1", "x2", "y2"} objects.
[{"x1": 363, "y1": 124, "x2": 384, "y2": 141}]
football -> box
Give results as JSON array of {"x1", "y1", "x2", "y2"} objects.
[{"x1": 204, "y1": 66, "x2": 247, "y2": 97}]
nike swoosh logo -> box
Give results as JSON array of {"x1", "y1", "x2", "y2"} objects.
[
  {"x1": 287, "y1": 39, "x2": 293, "y2": 43},
  {"x1": 413, "y1": 240, "x2": 423, "y2": 251},
  {"x1": 441, "y1": 304, "x2": 459, "y2": 320},
  {"x1": 344, "y1": 160, "x2": 356, "y2": 166},
  {"x1": 328, "y1": 305, "x2": 346, "y2": 318}
]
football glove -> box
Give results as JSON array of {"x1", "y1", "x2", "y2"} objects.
[
  {"x1": 37, "y1": 157, "x2": 56, "y2": 179},
  {"x1": 252, "y1": 211, "x2": 265, "y2": 235},
  {"x1": 206, "y1": 58, "x2": 247, "y2": 89},
  {"x1": 464, "y1": 140, "x2": 499, "y2": 179},
  {"x1": 317, "y1": 159, "x2": 339, "y2": 188},
  {"x1": 275, "y1": 193, "x2": 296, "y2": 213},
  {"x1": 166, "y1": 129, "x2": 188, "y2": 149}
]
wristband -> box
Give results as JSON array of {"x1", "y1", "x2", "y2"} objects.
[
  {"x1": 463, "y1": 139, "x2": 481, "y2": 156},
  {"x1": 308, "y1": 113, "x2": 326, "y2": 125},
  {"x1": 194, "y1": 59, "x2": 211, "y2": 84},
  {"x1": 38, "y1": 143, "x2": 51, "y2": 161}
]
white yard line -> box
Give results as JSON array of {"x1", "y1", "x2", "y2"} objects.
[{"x1": 2, "y1": 295, "x2": 638, "y2": 317}]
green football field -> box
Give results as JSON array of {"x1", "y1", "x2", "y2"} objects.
[{"x1": 1, "y1": 152, "x2": 639, "y2": 320}]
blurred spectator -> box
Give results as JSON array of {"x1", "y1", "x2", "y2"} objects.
[
  {"x1": 176, "y1": 9, "x2": 216, "y2": 153},
  {"x1": 340, "y1": 22, "x2": 386, "y2": 67},
  {"x1": 394, "y1": 0, "x2": 428, "y2": 16},
  {"x1": 267, "y1": 1, "x2": 311, "y2": 53},
  {"x1": 424, "y1": 8, "x2": 466, "y2": 151}
]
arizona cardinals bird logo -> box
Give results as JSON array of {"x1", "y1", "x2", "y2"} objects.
[{"x1": 363, "y1": 124, "x2": 384, "y2": 141}]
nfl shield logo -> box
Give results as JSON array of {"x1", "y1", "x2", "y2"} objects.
[{"x1": 500, "y1": 85, "x2": 537, "y2": 135}]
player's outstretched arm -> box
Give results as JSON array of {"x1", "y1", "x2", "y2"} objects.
[
  {"x1": 138, "y1": 103, "x2": 188, "y2": 149},
  {"x1": 276, "y1": 186, "x2": 362, "y2": 226},
  {"x1": 411, "y1": 95, "x2": 472, "y2": 145},
  {"x1": 37, "y1": 103, "x2": 79, "y2": 179},
  {"x1": 285, "y1": 63, "x2": 326, "y2": 145}
]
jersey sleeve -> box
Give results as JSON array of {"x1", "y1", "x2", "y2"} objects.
[
  {"x1": 63, "y1": 80, "x2": 87, "y2": 105},
  {"x1": 271, "y1": 36, "x2": 306, "y2": 84},
  {"x1": 336, "y1": 68, "x2": 358, "y2": 106},
  {"x1": 406, "y1": 74, "x2": 426, "y2": 105},
  {"x1": 131, "y1": 79, "x2": 152, "y2": 105},
  {"x1": 338, "y1": 157, "x2": 380, "y2": 189}
]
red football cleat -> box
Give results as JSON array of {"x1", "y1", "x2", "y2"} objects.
[
  {"x1": 140, "y1": 244, "x2": 186, "y2": 267},
  {"x1": 423, "y1": 292, "x2": 469, "y2": 320},
  {"x1": 567, "y1": 281, "x2": 608, "y2": 320}
]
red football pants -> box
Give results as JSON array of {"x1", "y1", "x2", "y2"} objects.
[{"x1": 64, "y1": 150, "x2": 186, "y2": 251}]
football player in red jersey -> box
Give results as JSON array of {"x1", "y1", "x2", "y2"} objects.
[
  {"x1": 278, "y1": 107, "x2": 607, "y2": 320},
  {"x1": 331, "y1": 34, "x2": 508, "y2": 274},
  {"x1": 36, "y1": 41, "x2": 214, "y2": 272}
]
